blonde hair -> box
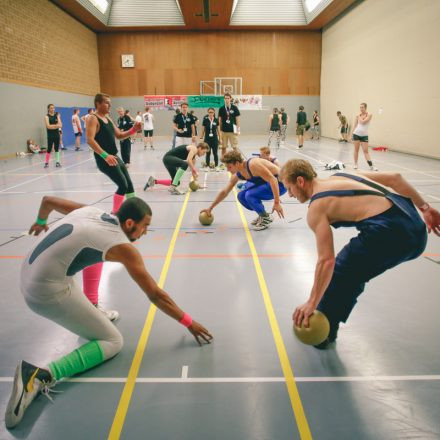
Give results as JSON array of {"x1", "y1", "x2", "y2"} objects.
[
  {"x1": 259, "y1": 146, "x2": 271, "y2": 155},
  {"x1": 280, "y1": 159, "x2": 317, "y2": 183}
]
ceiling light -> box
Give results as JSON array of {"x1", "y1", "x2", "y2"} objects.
[
  {"x1": 305, "y1": 0, "x2": 323, "y2": 13},
  {"x1": 87, "y1": 0, "x2": 109, "y2": 14}
]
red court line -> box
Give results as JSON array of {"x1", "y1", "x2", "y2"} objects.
[{"x1": 1, "y1": 253, "x2": 440, "y2": 260}]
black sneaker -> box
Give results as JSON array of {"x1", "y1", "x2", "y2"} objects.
[
  {"x1": 56, "y1": 162, "x2": 61, "y2": 167},
  {"x1": 314, "y1": 322, "x2": 339, "y2": 350},
  {"x1": 5, "y1": 361, "x2": 55, "y2": 428},
  {"x1": 44, "y1": 163, "x2": 49, "y2": 168},
  {"x1": 143, "y1": 176, "x2": 155, "y2": 191}
]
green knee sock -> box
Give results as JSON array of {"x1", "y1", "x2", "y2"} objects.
[
  {"x1": 49, "y1": 340, "x2": 104, "y2": 380},
  {"x1": 125, "y1": 192, "x2": 136, "y2": 199},
  {"x1": 172, "y1": 167, "x2": 186, "y2": 186},
  {"x1": 55, "y1": 151, "x2": 60, "y2": 162}
]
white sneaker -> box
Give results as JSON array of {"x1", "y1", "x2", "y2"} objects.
[
  {"x1": 253, "y1": 215, "x2": 271, "y2": 231},
  {"x1": 5, "y1": 361, "x2": 56, "y2": 429},
  {"x1": 96, "y1": 304, "x2": 120, "y2": 321},
  {"x1": 202, "y1": 166, "x2": 210, "y2": 172},
  {"x1": 168, "y1": 186, "x2": 185, "y2": 195},
  {"x1": 369, "y1": 166, "x2": 378, "y2": 171},
  {"x1": 251, "y1": 215, "x2": 261, "y2": 225},
  {"x1": 354, "y1": 164, "x2": 358, "y2": 170}
]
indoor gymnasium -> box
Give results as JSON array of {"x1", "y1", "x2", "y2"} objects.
[{"x1": 0, "y1": 1, "x2": 439, "y2": 439}]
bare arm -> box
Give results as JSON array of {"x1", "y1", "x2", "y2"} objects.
[
  {"x1": 293, "y1": 209, "x2": 335, "y2": 327},
  {"x1": 186, "y1": 146, "x2": 198, "y2": 175},
  {"x1": 109, "y1": 117, "x2": 140, "y2": 140},
  {"x1": 205, "y1": 176, "x2": 238, "y2": 214},
  {"x1": 29, "y1": 196, "x2": 86, "y2": 236},
  {"x1": 360, "y1": 171, "x2": 440, "y2": 235},
  {"x1": 268, "y1": 115, "x2": 273, "y2": 130},
  {"x1": 57, "y1": 114, "x2": 62, "y2": 128},
  {"x1": 359, "y1": 113, "x2": 372, "y2": 124},
  {"x1": 45, "y1": 115, "x2": 60, "y2": 130},
  {"x1": 218, "y1": 116, "x2": 223, "y2": 136},
  {"x1": 106, "y1": 244, "x2": 213, "y2": 345}
]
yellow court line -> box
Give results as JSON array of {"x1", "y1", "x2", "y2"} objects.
[
  {"x1": 233, "y1": 188, "x2": 313, "y2": 440},
  {"x1": 108, "y1": 191, "x2": 191, "y2": 440}
]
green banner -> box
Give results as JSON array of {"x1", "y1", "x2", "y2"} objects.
[{"x1": 187, "y1": 95, "x2": 224, "y2": 108}]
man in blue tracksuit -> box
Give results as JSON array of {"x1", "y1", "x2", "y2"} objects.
[{"x1": 202, "y1": 150, "x2": 286, "y2": 231}]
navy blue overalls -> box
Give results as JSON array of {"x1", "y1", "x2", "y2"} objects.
[
  {"x1": 311, "y1": 173, "x2": 427, "y2": 328},
  {"x1": 236, "y1": 158, "x2": 286, "y2": 214}
]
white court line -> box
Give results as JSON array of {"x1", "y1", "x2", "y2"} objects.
[
  {"x1": 2, "y1": 375, "x2": 440, "y2": 383},
  {"x1": 0, "y1": 158, "x2": 93, "y2": 193},
  {"x1": 181, "y1": 365, "x2": 189, "y2": 379}
]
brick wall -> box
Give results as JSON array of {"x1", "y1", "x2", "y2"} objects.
[{"x1": 0, "y1": 0, "x2": 100, "y2": 95}]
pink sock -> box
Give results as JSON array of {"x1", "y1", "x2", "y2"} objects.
[
  {"x1": 112, "y1": 193, "x2": 125, "y2": 214},
  {"x1": 82, "y1": 262, "x2": 103, "y2": 305},
  {"x1": 155, "y1": 179, "x2": 172, "y2": 186},
  {"x1": 45, "y1": 152, "x2": 50, "y2": 163}
]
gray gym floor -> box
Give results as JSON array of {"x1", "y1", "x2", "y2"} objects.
[{"x1": 0, "y1": 136, "x2": 439, "y2": 439}]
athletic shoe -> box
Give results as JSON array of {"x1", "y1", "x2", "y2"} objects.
[
  {"x1": 297, "y1": 145, "x2": 303, "y2": 149},
  {"x1": 143, "y1": 176, "x2": 155, "y2": 191},
  {"x1": 202, "y1": 166, "x2": 210, "y2": 172},
  {"x1": 95, "y1": 304, "x2": 119, "y2": 321},
  {"x1": 61, "y1": 146, "x2": 67, "y2": 150},
  {"x1": 215, "y1": 166, "x2": 221, "y2": 172},
  {"x1": 218, "y1": 163, "x2": 226, "y2": 170},
  {"x1": 369, "y1": 166, "x2": 378, "y2": 171},
  {"x1": 168, "y1": 186, "x2": 185, "y2": 195},
  {"x1": 353, "y1": 165, "x2": 358, "y2": 170},
  {"x1": 5, "y1": 361, "x2": 55, "y2": 429},
  {"x1": 55, "y1": 162, "x2": 61, "y2": 167},
  {"x1": 253, "y1": 215, "x2": 271, "y2": 231},
  {"x1": 75, "y1": 147, "x2": 83, "y2": 151},
  {"x1": 251, "y1": 215, "x2": 261, "y2": 225},
  {"x1": 144, "y1": 145, "x2": 147, "y2": 150},
  {"x1": 44, "y1": 163, "x2": 49, "y2": 168},
  {"x1": 125, "y1": 163, "x2": 130, "y2": 169},
  {"x1": 150, "y1": 145, "x2": 155, "y2": 150}
]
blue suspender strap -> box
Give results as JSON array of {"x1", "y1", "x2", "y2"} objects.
[
  {"x1": 310, "y1": 189, "x2": 385, "y2": 203},
  {"x1": 332, "y1": 173, "x2": 413, "y2": 217},
  {"x1": 246, "y1": 158, "x2": 254, "y2": 178}
]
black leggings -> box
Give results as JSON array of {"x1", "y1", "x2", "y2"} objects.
[
  {"x1": 120, "y1": 139, "x2": 131, "y2": 164},
  {"x1": 95, "y1": 154, "x2": 134, "y2": 195},
  {"x1": 47, "y1": 135, "x2": 60, "y2": 153},
  {"x1": 205, "y1": 138, "x2": 218, "y2": 166},
  {"x1": 163, "y1": 155, "x2": 188, "y2": 181}
]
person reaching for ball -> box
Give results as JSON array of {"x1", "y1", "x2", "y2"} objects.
[{"x1": 280, "y1": 159, "x2": 440, "y2": 349}]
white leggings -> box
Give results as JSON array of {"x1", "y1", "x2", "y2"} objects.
[{"x1": 23, "y1": 281, "x2": 123, "y2": 361}]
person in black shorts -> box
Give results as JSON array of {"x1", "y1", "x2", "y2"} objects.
[
  {"x1": 44, "y1": 104, "x2": 62, "y2": 168},
  {"x1": 87, "y1": 94, "x2": 141, "y2": 214},
  {"x1": 144, "y1": 143, "x2": 209, "y2": 195},
  {"x1": 200, "y1": 108, "x2": 221, "y2": 171},
  {"x1": 296, "y1": 105, "x2": 307, "y2": 149},
  {"x1": 116, "y1": 107, "x2": 134, "y2": 167}
]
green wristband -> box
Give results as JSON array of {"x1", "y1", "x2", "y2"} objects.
[
  {"x1": 36, "y1": 216, "x2": 47, "y2": 225},
  {"x1": 100, "y1": 151, "x2": 109, "y2": 159}
]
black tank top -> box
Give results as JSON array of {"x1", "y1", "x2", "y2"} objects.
[
  {"x1": 270, "y1": 114, "x2": 280, "y2": 131},
  {"x1": 313, "y1": 114, "x2": 319, "y2": 125},
  {"x1": 93, "y1": 115, "x2": 118, "y2": 155},
  {"x1": 281, "y1": 112, "x2": 287, "y2": 124},
  {"x1": 47, "y1": 113, "x2": 59, "y2": 136},
  {"x1": 165, "y1": 144, "x2": 189, "y2": 160}
]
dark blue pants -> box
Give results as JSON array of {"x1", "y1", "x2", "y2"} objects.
[
  {"x1": 317, "y1": 204, "x2": 427, "y2": 327},
  {"x1": 237, "y1": 181, "x2": 286, "y2": 214}
]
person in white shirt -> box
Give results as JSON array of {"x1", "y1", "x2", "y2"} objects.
[
  {"x1": 142, "y1": 106, "x2": 155, "y2": 150},
  {"x1": 72, "y1": 108, "x2": 83, "y2": 151},
  {"x1": 134, "y1": 111, "x2": 143, "y2": 143},
  {"x1": 5, "y1": 196, "x2": 213, "y2": 429},
  {"x1": 352, "y1": 102, "x2": 377, "y2": 171}
]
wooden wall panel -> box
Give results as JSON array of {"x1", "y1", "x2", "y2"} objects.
[{"x1": 98, "y1": 31, "x2": 321, "y2": 96}]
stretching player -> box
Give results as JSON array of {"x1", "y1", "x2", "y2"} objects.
[
  {"x1": 202, "y1": 151, "x2": 286, "y2": 231},
  {"x1": 280, "y1": 159, "x2": 440, "y2": 348},
  {"x1": 143, "y1": 143, "x2": 209, "y2": 194},
  {"x1": 5, "y1": 196, "x2": 212, "y2": 429}
]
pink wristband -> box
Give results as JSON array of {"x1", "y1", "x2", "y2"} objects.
[
  {"x1": 129, "y1": 127, "x2": 136, "y2": 135},
  {"x1": 179, "y1": 313, "x2": 192, "y2": 328}
]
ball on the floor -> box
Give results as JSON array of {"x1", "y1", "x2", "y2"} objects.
[
  {"x1": 199, "y1": 211, "x2": 214, "y2": 226},
  {"x1": 189, "y1": 181, "x2": 199, "y2": 192},
  {"x1": 293, "y1": 310, "x2": 330, "y2": 346}
]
